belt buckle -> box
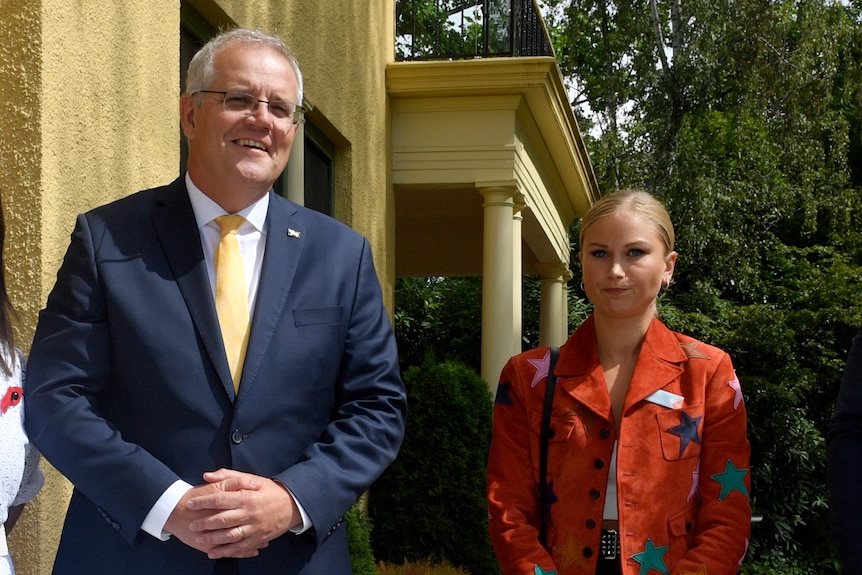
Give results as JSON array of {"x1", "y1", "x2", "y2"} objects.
[{"x1": 600, "y1": 529, "x2": 619, "y2": 560}]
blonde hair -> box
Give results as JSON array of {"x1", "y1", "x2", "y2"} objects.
[{"x1": 578, "y1": 190, "x2": 675, "y2": 255}]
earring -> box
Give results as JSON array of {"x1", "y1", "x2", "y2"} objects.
[
  {"x1": 580, "y1": 282, "x2": 585, "y2": 292},
  {"x1": 661, "y1": 278, "x2": 672, "y2": 290}
]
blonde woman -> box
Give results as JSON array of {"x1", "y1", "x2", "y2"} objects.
[{"x1": 488, "y1": 190, "x2": 751, "y2": 575}]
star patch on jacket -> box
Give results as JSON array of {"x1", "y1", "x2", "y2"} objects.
[
  {"x1": 631, "y1": 538, "x2": 669, "y2": 575},
  {"x1": 1, "y1": 386, "x2": 23, "y2": 414},
  {"x1": 666, "y1": 410, "x2": 702, "y2": 457},
  {"x1": 495, "y1": 381, "x2": 513, "y2": 406},
  {"x1": 711, "y1": 459, "x2": 750, "y2": 501}
]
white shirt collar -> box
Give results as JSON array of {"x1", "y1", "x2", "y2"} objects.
[{"x1": 185, "y1": 173, "x2": 269, "y2": 233}]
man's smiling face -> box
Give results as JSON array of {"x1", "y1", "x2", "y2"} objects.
[{"x1": 180, "y1": 42, "x2": 300, "y2": 212}]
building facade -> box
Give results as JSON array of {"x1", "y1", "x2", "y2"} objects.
[{"x1": 0, "y1": 1, "x2": 597, "y2": 572}]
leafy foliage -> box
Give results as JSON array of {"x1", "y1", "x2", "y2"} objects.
[
  {"x1": 394, "y1": 277, "x2": 484, "y2": 372},
  {"x1": 348, "y1": 502, "x2": 379, "y2": 575},
  {"x1": 541, "y1": 0, "x2": 862, "y2": 570},
  {"x1": 369, "y1": 358, "x2": 498, "y2": 575}
]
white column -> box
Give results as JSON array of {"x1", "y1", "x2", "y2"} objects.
[
  {"x1": 536, "y1": 261, "x2": 572, "y2": 347},
  {"x1": 512, "y1": 197, "x2": 525, "y2": 358},
  {"x1": 560, "y1": 278, "x2": 570, "y2": 339},
  {"x1": 480, "y1": 187, "x2": 517, "y2": 394}
]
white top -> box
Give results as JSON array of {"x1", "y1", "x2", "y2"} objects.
[
  {"x1": 0, "y1": 347, "x2": 44, "y2": 573},
  {"x1": 602, "y1": 441, "x2": 619, "y2": 521}
]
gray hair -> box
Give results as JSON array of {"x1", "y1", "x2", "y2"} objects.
[{"x1": 186, "y1": 28, "x2": 303, "y2": 105}]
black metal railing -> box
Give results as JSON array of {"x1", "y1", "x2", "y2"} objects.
[{"x1": 396, "y1": 0, "x2": 553, "y2": 61}]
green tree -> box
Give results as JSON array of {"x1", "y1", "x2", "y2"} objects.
[{"x1": 542, "y1": 0, "x2": 862, "y2": 570}]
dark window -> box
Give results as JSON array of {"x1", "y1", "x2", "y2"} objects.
[
  {"x1": 179, "y1": 4, "x2": 216, "y2": 178},
  {"x1": 302, "y1": 132, "x2": 334, "y2": 216}
]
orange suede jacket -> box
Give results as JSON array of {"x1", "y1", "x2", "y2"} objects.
[{"x1": 488, "y1": 315, "x2": 751, "y2": 575}]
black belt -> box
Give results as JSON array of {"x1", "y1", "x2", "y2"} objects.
[{"x1": 600, "y1": 529, "x2": 620, "y2": 560}]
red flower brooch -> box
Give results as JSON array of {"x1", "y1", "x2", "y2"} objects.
[{"x1": 1, "y1": 386, "x2": 23, "y2": 414}]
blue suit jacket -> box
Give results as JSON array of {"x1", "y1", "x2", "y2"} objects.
[
  {"x1": 25, "y1": 178, "x2": 407, "y2": 574},
  {"x1": 828, "y1": 325, "x2": 862, "y2": 575}
]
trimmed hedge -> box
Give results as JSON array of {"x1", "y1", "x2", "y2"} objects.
[{"x1": 369, "y1": 357, "x2": 499, "y2": 575}]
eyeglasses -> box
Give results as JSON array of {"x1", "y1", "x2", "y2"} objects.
[{"x1": 193, "y1": 90, "x2": 305, "y2": 125}]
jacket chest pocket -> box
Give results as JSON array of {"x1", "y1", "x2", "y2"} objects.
[
  {"x1": 528, "y1": 411, "x2": 585, "y2": 478},
  {"x1": 656, "y1": 404, "x2": 705, "y2": 461}
]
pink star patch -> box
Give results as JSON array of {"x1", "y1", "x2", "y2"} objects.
[
  {"x1": 688, "y1": 459, "x2": 701, "y2": 502},
  {"x1": 728, "y1": 370, "x2": 743, "y2": 409},
  {"x1": 527, "y1": 349, "x2": 552, "y2": 388}
]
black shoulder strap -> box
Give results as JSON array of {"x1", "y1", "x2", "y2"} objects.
[{"x1": 538, "y1": 346, "x2": 560, "y2": 549}]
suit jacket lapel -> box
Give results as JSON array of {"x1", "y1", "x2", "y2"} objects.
[
  {"x1": 238, "y1": 193, "x2": 303, "y2": 394},
  {"x1": 150, "y1": 179, "x2": 236, "y2": 397}
]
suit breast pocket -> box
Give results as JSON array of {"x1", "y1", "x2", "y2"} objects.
[{"x1": 293, "y1": 306, "x2": 343, "y2": 327}]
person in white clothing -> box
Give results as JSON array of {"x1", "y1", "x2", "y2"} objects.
[{"x1": 0, "y1": 194, "x2": 44, "y2": 575}]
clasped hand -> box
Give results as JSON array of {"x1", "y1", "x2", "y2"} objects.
[{"x1": 165, "y1": 468, "x2": 301, "y2": 559}]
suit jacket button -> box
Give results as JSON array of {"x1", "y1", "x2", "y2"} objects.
[{"x1": 231, "y1": 429, "x2": 243, "y2": 444}]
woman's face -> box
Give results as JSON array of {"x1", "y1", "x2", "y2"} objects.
[{"x1": 579, "y1": 210, "x2": 676, "y2": 322}]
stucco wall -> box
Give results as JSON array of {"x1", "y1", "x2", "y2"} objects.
[
  {"x1": 0, "y1": 2, "x2": 47, "y2": 571},
  {"x1": 1, "y1": 1, "x2": 394, "y2": 573}
]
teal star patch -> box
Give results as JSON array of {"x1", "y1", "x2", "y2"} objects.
[
  {"x1": 711, "y1": 459, "x2": 750, "y2": 501},
  {"x1": 631, "y1": 538, "x2": 669, "y2": 575},
  {"x1": 533, "y1": 565, "x2": 557, "y2": 575}
]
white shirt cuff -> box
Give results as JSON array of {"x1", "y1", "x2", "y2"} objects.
[
  {"x1": 141, "y1": 480, "x2": 193, "y2": 540},
  {"x1": 285, "y1": 487, "x2": 312, "y2": 534}
]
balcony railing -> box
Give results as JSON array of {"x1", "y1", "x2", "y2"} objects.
[{"x1": 396, "y1": 0, "x2": 553, "y2": 61}]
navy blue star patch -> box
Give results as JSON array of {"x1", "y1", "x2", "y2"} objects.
[
  {"x1": 541, "y1": 479, "x2": 559, "y2": 517},
  {"x1": 666, "y1": 410, "x2": 702, "y2": 457},
  {"x1": 495, "y1": 381, "x2": 513, "y2": 406}
]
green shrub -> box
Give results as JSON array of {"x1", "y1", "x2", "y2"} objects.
[
  {"x1": 369, "y1": 357, "x2": 499, "y2": 575},
  {"x1": 348, "y1": 500, "x2": 379, "y2": 575}
]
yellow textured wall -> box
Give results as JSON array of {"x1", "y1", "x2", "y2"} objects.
[
  {"x1": 2, "y1": 1, "x2": 180, "y2": 573},
  {"x1": 1, "y1": 1, "x2": 394, "y2": 572}
]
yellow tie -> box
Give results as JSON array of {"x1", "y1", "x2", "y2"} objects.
[{"x1": 215, "y1": 215, "x2": 250, "y2": 391}]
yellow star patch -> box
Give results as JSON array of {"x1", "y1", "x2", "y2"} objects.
[
  {"x1": 680, "y1": 565, "x2": 708, "y2": 575},
  {"x1": 552, "y1": 532, "x2": 590, "y2": 573},
  {"x1": 681, "y1": 341, "x2": 710, "y2": 359}
]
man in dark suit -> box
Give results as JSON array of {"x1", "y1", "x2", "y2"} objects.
[
  {"x1": 829, "y1": 324, "x2": 862, "y2": 575},
  {"x1": 24, "y1": 28, "x2": 406, "y2": 575}
]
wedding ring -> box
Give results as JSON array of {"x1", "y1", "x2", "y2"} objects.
[{"x1": 237, "y1": 526, "x2": 245, "y2": 540}]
